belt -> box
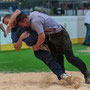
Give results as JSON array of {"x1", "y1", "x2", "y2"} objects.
[{"x1": 47, "y1": 28, "x2": 64, "y2": 40}]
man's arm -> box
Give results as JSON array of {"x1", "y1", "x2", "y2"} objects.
[
  {"x1": 14, "y1": 37, "x2": 23, "y2": 51},
  {"x1": 32, "y1": 32, "x2": 45, "y2": 51},
  {"x1": 31, "y1": 21, "x2": 46, "y2": 51},
  {"x1": 13, "y1": 31, "x2": 30, "y2": 51},
  {"x1": 8, "y1": 9, "x2": 21, "y2": 26},
  {"x1": 0, "y1": 23, "x2": 7, "y2": 37},
  {"x1": 7, "y1": 9, "x2": 21, "y2": 34}
]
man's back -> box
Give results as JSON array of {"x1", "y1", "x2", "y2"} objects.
[
  {"x1": 29, "y1": 11, "x2": 62, "y2": 35},
  {"x1": 11, "y1": 25, "x2": 38, "y2": 46}
]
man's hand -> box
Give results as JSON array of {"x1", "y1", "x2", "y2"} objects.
[
  {"x1": 33, "y1": 32, "x2": 45, "y2": 51},
  {"x1": 32, "y1": 45, "x2": 39, "y2": 51},
  {"x1": 0, "y1": 23, "x2": 7, "y2": 37},
  {"x1": 4, "y1": 32, "x2": 7, "y2": 37},
  {"x1": 13, "y1": 31, "x2": 30, "y2": 51},
  {"x1": 6, "y1": 25, "x2": 12, "y2": 34},
  {"x1": 20, "y1": 31, "x2": 30, "y2": 40}
]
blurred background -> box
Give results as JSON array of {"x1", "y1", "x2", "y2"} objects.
[
  {"x1": 0, "y1": 0, "x2": 90, "y2": 51},
  {"x1": 0, "y1": 0, "x2": 90, "y2": 72},
  {"x1": 0, "y1": 0, "x2": 90, "y2": 16}
]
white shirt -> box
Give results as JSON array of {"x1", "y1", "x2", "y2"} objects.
[
  {"x1": 85, "y1": 10, "x2": 90, "y2": 24},
  {"x1": 29, "y1": 11, "x2": 62, "y2": 35}
]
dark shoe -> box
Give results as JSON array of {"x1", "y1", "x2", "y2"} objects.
[
  {"x1": 85, "y1": 71, "x2": 90, "y2": 84},
  {"x1": 83, "y1": 43, "x2": 90, "y2": 46}
]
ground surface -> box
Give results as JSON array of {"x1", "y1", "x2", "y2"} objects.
[
  {"x1": 0, "y1": 44, "x2": 90, "y2": 90},
  {"x1": 0, "y1": 71, "x2": 90, "y2": 90}
]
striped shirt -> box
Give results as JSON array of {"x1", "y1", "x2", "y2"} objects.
[{"x1": 29, "y1": 11, "x2": 62, "y2": 35}]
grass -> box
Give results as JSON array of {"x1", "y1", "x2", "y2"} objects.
[{"x1": 0, "y1": 44, "x2": 90, "y2": 73}]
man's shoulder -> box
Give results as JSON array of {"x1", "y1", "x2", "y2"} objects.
[{"x1": 12, "y1": 25, "x2": 22, "y2": 32}]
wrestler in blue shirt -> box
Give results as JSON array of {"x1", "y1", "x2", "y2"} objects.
[
  {"x1": 11, "y1": 25, "x2": 38, "y2": 47},
  {"x1": 11, "y1": 24, "x2": 65, "y2": 80}
]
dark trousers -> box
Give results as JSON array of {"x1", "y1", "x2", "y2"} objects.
[
  {"x1": 84, "y1": 24, "x2": 90, "y2": 45},
  {"x1": 34, "y1": 50, "x2": 64, "y2": 77},
  {"x1": 65, "y1": 50, "x2": 87, "y2": 77},
  {"x1": 47, "y1": 28, "x2": 87, "y2": 78},
  {"x1": 48, "y1": 41, "x2": 65, "y2": 73}
]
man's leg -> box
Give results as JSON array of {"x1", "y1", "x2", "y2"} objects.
[
  {"x1": 49, "y1": 28, "x2": 90, "y2": 84},
  {"x1": 65, "y1": 50, "x2": 87, "y2": 76},
  {"x1": 65, "y1": 50, "x2": 90, "y2": 84},
  {"x1": 48, "y1": 41, "x2": 65, "y2": 73},
  {"x1": 88, "y1": 25, "x2": 90, "y2": 45},
  {"x1": 61, "y1": 30, "x2": 90, "y2": 84},
  {"x1": 56, "y1": 53, "x2": 65, "y2": 73},
  {"x1": 34, "y1": 50, "x2": 71, "y2": 81},
  {"x1": 34, "y1": 50, "x2": 64, "y2": 77},
  {"x1": 84, "y1": 24, "x2": 90, "y2": 45}
]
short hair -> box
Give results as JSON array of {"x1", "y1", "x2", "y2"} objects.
[
  {"x1": 16, "y1": 13, "x2": 28, "y2": 24},
  {"x1": 3, "y1": 14, "x2": 11, "y2": 23}
]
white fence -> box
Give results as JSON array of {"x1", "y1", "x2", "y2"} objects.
[
  {"x1": 0, "y1": 16, "x2": 86, "y2": 45},
  {"x1": 65, "y1": 10, "x2": 88, "y2": 16}
]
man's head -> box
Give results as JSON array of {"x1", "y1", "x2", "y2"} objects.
[
  {"x1": 3, "y1": 14, "x2": 11, "y2": 25},
  {"x1": 16, "y1": 13, "x2": 30, "y2": 27}
]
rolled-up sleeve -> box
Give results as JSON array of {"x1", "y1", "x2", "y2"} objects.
[{"x1": 32, "y1": 21, "x2": 44, "y2": 35}]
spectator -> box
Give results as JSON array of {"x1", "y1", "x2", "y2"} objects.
[{"x1": 83, "y1": 9, "x2": 90, "y2": 46}]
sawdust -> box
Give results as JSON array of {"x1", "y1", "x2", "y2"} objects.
[{"x1": 0, "y1": 71, "x2": 90, "y2": 90}]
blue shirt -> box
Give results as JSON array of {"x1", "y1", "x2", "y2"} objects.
[{"x1": 11, "y1": 25, "x2": 38, "y2": 47}]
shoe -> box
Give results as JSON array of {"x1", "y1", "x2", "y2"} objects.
[
  {"x1": 85, "y1": 71, "x2": 90, "y2": 84},
  {"x1": 58, "y1": 73, "x2": 72, "y2": 83},
  {"x1": 83, "y1": 43, "x2": 90, "y2": 46}
]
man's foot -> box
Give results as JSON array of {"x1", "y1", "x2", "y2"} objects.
[
  {"x1": 83, "y1": 43, "x2": 90, "y2": 46},
  {"x1": 58, "y1": 73, "x2": 72, "y2": 83},
  {"x1": 85, "y1": 71, "x2": 90, "y2": 84}
]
